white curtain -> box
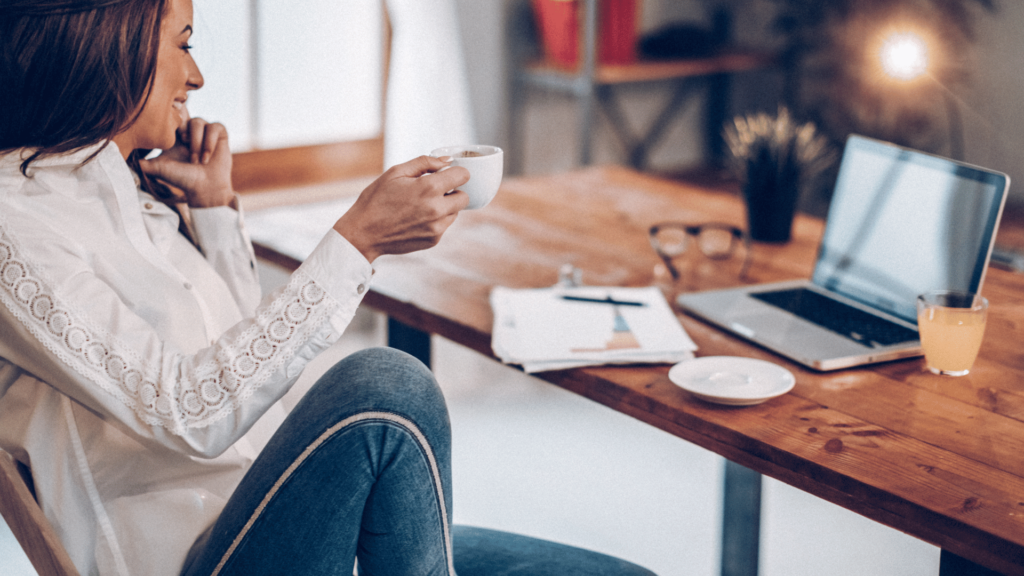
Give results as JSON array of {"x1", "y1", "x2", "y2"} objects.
[{"x1": 383, "y1": 0, "x2": 477, "y2": 168}]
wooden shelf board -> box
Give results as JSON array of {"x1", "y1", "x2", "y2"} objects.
[{"x1": 524, "y1": 49, "x2": 776, "y2": 85}]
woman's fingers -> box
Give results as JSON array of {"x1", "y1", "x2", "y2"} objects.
[
  {"x1": 180, "y1": 118, "x2": 200, "y2": 163},
  {"x1": 331, "y1": 156, "x2": 475, "y2": 262},
  {"x1": 199, "y1": 122, "x2": 227, "y2": 165},
  {"x1": 390, "y1": 154, "x2": 454, "y2": 178},
  {"x1": 182, "y1": 117, "x2": 205, "y2": 164},
  {"x1": 390, "y1": 155, "x2": 471, "y2": 191},
  {"x1": 410, "y1": 159, "x2": 471, "y2": 216},
  {"x1": 140, "y1": 117, "x2": 234, "y2": 207},
  {"x1": 429, "y1": 164, "x2": 472, "y2": 196},
  {"x1": 137, "y1": 154, "x2": 173, "y2": 180},
  {"x1": 394, "y1": 155, "x2": 471, "y2": 201},
  {"x1": 178, "y1": 117, "x2": 227, "y2": 165},
  {"x1": 381, "y1": 154, "x2": 471, "y2": 213}
]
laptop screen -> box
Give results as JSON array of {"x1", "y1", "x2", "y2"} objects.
[{"x1": 812, "y1": 135, "x2": 1008, "y2": 323}]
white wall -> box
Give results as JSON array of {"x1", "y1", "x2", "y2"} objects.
[
  {"x1": 188, "y1": 0, "x2": 254, "y2": 146},
  {"x1": 959, "y1": 0, "x2": 1024, "y2": 205}
]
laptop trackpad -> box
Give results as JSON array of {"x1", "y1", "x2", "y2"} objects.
[
  {"x1": 727, "y1": 306, "x2": 872, "y2": 360},
  {"x1": 678, "y1": 286, "x2": 874, "y2": 368}
]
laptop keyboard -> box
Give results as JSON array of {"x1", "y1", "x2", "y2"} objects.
[{"x1": 751, "y1": 288, "x2": 919, "y2": 347}]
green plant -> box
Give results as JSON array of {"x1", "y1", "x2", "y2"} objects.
[
  {"x1": 724, "y1": 107, "x2": 837, "y2": 194},
  {"x1": 724, "y1": 106, "x2": 838, "y2": 230}
]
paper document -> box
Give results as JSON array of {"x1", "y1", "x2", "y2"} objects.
[{"x1": 491, "y1": 286, "x2": 697, "y2": 373}]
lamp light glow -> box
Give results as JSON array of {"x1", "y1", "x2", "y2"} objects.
[{"x1": 880, "y1": 32, "x2": 928, "y2": 80}]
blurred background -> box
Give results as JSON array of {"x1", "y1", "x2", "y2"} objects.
[
  {"x1": 186, "y1": 0, "x2": 1023, "y2": 209},
  {"x1": 4, "y1": 1, "x2": 1017, "y2": 575}
]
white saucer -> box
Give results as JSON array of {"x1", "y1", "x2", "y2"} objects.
[{"x1": 668, "y1": 356, "x2": 796, "y2": 406}]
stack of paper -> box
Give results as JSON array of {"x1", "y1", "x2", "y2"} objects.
[{"x1": 491, "y1": 285, "x2": 697, "y2": 373}]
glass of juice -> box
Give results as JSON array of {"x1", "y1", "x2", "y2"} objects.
[{"x1": 916, "y1": 291, "x2": 988, "y2": 376}]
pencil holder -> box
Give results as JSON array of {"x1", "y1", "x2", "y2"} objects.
[{"x1": 724, "y1": 107, "x2": 837, "y2": 243}]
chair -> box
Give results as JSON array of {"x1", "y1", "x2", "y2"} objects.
[{"x1": 0, "y1": 449, "x2": 80, "y2": 576}]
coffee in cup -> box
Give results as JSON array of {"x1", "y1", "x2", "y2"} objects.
[{"x1": 430, "y1": 145, "x2": 503, "y2": 209}]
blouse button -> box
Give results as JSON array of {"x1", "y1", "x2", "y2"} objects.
[
  {"x1": 184, "y1": 282, "x2": 193, "y2": 290},
  {"x1": 144, "y1": 202, "x2": 154, "y2": 210},
  {"x1": 356, "y1": 283, "x2": 366, "y2": 295}
]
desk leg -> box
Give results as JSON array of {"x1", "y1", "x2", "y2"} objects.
[
  {"x1": 720, "y1": 471, "x2": 1000, "y2": 576},
  {"x1": 387, "y1": 317, "x2": 432, "y2": 369},
  {"x1": 721, "y1": 460, "x2": 761, "y2": 576},
  {"x1": 939, "y1": 550, "x2": 1001, "y2": 576}
]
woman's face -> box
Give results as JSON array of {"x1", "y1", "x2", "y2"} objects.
[{"x1": 114, "y1": 0, "x2": 203, "y2": 156}]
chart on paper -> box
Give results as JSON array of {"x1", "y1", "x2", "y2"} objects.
[
  {"x1": 490, "y1": 286, "x2": 696, "y2": 372},
  {"x1": 572, "y1": 308, "x2": 642, "y2": 353}
]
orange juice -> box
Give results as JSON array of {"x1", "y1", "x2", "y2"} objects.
[{"x1": 917, "y1": 304, "x2": 987, "y2": 375}]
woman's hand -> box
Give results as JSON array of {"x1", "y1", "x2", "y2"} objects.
[
  {"x1": 334, "y1": 156, "x2": 471, "y2": 263},
  {"x1": 139, "y1": 114, "x2": 235, "y2": 208}
]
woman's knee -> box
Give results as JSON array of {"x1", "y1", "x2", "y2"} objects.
[
  {"x1": 334, "y1": 346, "x2": 432, "y2": 378},
  {"x1": 301, "y1": 347, "x2": 448, "y2": 427},
  {"x1": 326, "y1": 346, "x2": 438, "y2": 394}
]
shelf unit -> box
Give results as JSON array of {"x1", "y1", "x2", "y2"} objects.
[{"x1": 510, "y1": 0, "x2": 775, "y2": 173}]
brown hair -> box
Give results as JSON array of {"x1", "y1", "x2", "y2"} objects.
[
  {"x1": 0, "y1": 0, "x2": 167, "y2": 173},
  {"x1": 0, "y1": 0, "x2": 200, "y2": 245}
]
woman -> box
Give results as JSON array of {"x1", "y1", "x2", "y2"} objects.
[{"x1": 0, "y1": 1, "x2": 657, "y2": 575}]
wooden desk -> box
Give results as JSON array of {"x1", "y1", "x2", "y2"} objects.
[{"x1": 248, "y1": 166, "x2": 1024, "y2": 576}]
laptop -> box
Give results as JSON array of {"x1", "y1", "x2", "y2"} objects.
[{"x1": 677, "y1": 134, "x2": 1009, "y2": 371}]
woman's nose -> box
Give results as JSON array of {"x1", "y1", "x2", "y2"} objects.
[{"x1": 188, "y1": 58, "x2": 204, "y2": 90}]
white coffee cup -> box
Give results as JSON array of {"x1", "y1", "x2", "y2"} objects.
[{"x1": 430, "y1": 145, "x2": 504, "y2": 209}]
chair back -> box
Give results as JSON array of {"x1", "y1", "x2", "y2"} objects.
[{"x1": 0, "y1": 449, "x2": 80, "y2": 576}]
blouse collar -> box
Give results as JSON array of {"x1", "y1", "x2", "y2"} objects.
[{"x1": 0, "y1": 141, "x2": 121, "y2": 170}]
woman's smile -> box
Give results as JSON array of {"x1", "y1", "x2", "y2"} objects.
[{"x1": 113, "y1": 0, "x2": 203, "y2": 157}]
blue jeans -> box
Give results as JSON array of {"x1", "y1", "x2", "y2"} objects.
[{"x1": 181, "y1": 347, "x2": 656, "y2": 576}]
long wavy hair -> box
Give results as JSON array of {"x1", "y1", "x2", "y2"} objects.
[
  {"x1": 0, "y1": 0, "x2": 168, "y2": 166},
  {"x1": 0, "y1": 0, "x2": 200, "y2": 243}
]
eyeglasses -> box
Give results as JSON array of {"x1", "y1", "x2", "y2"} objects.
[{"x1": 648, "y1": 222, "x2": 751, "y2": 281}]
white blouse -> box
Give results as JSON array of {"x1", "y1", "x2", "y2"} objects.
[{"x1": 0, "y1": 143, "x2": 374, "y2": 576}]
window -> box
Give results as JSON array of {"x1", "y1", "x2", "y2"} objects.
[{"x1": 189, "y1": 0, "x2": 384, "y2": 151}]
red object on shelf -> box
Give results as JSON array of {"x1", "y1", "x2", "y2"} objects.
[
  {"x1": 599, "y1": 0, "x2": 637, "y2": 64},
  {"x1": 532, "y1": 0, "x2": 638, "y2": 68}
]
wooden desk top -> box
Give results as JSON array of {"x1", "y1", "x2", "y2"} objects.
[{"x1": 253, "y1": 166, "x2": 1024, "y2": 575}]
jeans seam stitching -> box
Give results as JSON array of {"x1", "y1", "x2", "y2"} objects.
[{"x1": 209, "y1": 410, "x2": 452, "y2": 576}]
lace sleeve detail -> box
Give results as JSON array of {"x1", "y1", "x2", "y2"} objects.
[{"x1": 0, "y1": 228, "x2": 338, "y2": 435}]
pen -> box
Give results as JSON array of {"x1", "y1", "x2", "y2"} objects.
[{"x1": 560, "y1": 295, "x2": 646, "y2": 307}]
